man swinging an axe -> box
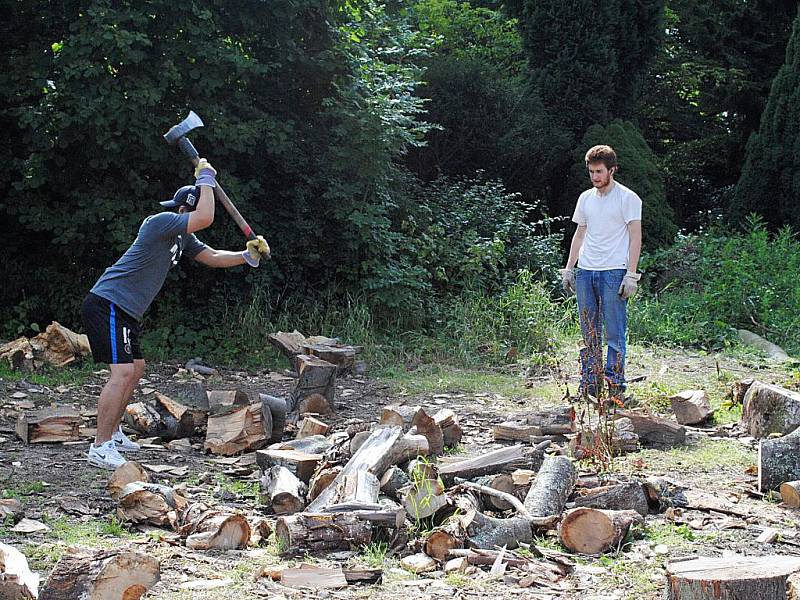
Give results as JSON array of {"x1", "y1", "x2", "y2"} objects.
[{"x1": 81, "y1": 112, "x2": 270, "y2": 469}]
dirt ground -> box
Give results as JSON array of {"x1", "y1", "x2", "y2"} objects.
[{"x1": 1, "y1": 346, "x2": 799, "y2": 599}]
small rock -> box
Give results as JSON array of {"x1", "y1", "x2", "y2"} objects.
[
  {"x1": 654, "y1": 544, "x2": 670, "y2": 555},
  {"x1": 401, "y1": 553, "x2": 437, "y2": 574}
]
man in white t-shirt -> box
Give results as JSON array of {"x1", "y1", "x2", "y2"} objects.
[{"x1": 560, "y1": 145, "x2": 642, "y2": 401}]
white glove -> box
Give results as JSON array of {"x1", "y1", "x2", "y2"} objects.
[
  {"x1": 618, "y1": 271, "x2": 641, "y2": 299},
  {"x1": 559, "y1": 268, "x2": 576, "y2": 295}
]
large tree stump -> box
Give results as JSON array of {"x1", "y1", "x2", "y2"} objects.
[
  {"x1": 742, "y1": 381, "x2": 800, "y2": 437},
  {"x1": 275, "y1": 513, "x2": 372, "y2": 555},
  {"x1": 290, "y1": 355, "x2": 336, "y2": 415},
  {"x1": 559, "y1": 507, "x2": 643, "y2": 554},
  {"x1": 39, "y1": 547, "x2": 159, "y2": 600},
  {"x1": 116, "y1": 482, "x2": 187, "y2": 527},
  {"x1": 0, "y1": 542, "x2": 39, "y2": 599},
  {"x1": 571, "y1": 481, "x2": 649, "y2": 516},
  {"x1": 758, "y1": 427, "x2": 800, "y2": 492},
  {"x1": 16, "y1": 407, "x2": 81, "y2": 444},
  {"x1": 204, "y1": 401, "x2": 268, "y2": 455},
  {"x1": 523, "y1": 455, "x2": 577, "y2": 517},
  {"x1": 617, "y1": 412, "x2": 686, "y2": 448},
  {"x1": 179, "y1": 505, "x2": 251, "y2": 550},
  {"x1": 670, "y1": 390, "x2": 714, "y2": 425},
  {"x1": 260, "y1": 466, "x2": 307, "y2": 515},
  {"x1": 664, "y1": 555, "x2": 800, "y2": 599},
  {"x1": 124, "y1": 392, "x2": 196, "y2": 441}
]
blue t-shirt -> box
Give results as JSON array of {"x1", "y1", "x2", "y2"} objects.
[{"x1": 91, "y1": 212, "x2": 207, "y2": 321}]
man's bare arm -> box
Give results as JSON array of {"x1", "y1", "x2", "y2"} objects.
[
  {"x1": 193, "y1": 247, "x2": 247, "y2": 268},
  {"x1": 627, "y1": 220, "x2": 642, "y2": 273},
  {"x1": 566, "y1": 224, "x2": 587, "y2": 269}
]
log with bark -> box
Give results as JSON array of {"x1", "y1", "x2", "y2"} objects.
[
  {"x1": 290, "y1": 355, "x2": 336, "y2": 415},
  {"x1": 381, "y1": 406, "x2": 444, "y2": 455},
  {"x1": 260, "y1": 466, "x2": 307, "y2": 515},
  {"x1": 759, "y1": 427, "x2": 800, "y2": 492},
  {"x1": 558, "y1": 507, "x2": 643, "y2": 554},
  {"x1": 297, "y1": 416, "x2": 331, "y2": 439},
  {"x1": 257, "y1": 449, "x2": 323, "y2": 484},
  {"x1": 380, "y1": 405, "x2": 422, "y2": 431},
  {"x1": 308, "y1": 465, "x2": 343, "y2": 502},
  {"x1": 260, "y1": 394, "x2": 287, "y2": 444},
  {"x1": 616, "y1": 411, "x2": 686, "y2": 448},
  {"x1": 439, "y1": 443, "x2": 548, "y2": 486},
  {"x1": 670, "y1": 390, "x2": 714, "y2": 425},
  {"x1": 15, "y1": 407, "x2": 81, "y2": 444},
  {"x1": 523, "y1": 455, "x2": 577, "y2": 517},
  {"x1": 327, "y1": 471, "x2": 381, "y2": 511},
  {"x1": 433, "y1": 409, "x2": 463, "y2": 447},
  {"x1": 0, "y1": 542, "x2": 39, "y2": 599},
  {"x1": 116, "y1": 482, "x2": 187, "y2": 527},
  {"x1": 493, "y1": 421, "x2": 546, "y2": 442},
  {"x1": 473, "y1": 473, "x2": 519, "y2": 511},
  {"x1": 306, "y1": 426, "x2": 428, "y2": 511},
  {"x1": 400, "y1": 477, "x2": 447, "y2": 521},
  {"x1": 107, "y1": 461, "x2": 149, "y2": 501},
  {"x1": 267, "y1": 330, "x2": 307, "y2": 361},
  {"x1": 204, "y1": 401, "x2": 269, "y2": 455},
  {"x1": 124, "y1": 392, "x2": 197, "y2": 441},
  {"x1": 379, "y1": 466, "x2": 410, "y2": 499},
  {"x1": 275, "y1": 513, "x2": 372, "y2": 555},
  {"x1": 742, "y1": 381, "x2": 800, "y2": 437},
  {"x1": 179, "y1": 504, "x2": 251, "y2": 550},
  {"x1": 39, "y1": 547, "x2": 159, "y2": 600},
  {"x1": 664, "y1": 555, "x2": 800, "y2": 600},
  {"x1": 780, "y1": 480, "x2": 800, "y2": 508},
  {"x1": 519, "y1": 405, "x2": 576, "y2": 434},
  {"x1": 270, "y1": 434, "x2": 332, "y2": 456},
  {"x1": 571, "y1": 481, "x2": 649, "y2": 517}
]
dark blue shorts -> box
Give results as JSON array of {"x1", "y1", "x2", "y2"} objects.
[{"x1": 81, "y1": 293, "x2": 143, "y2": 364}]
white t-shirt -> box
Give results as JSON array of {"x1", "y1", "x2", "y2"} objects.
[{"x1": 571, "y1": 182, "x2": 642, "y2": 271}]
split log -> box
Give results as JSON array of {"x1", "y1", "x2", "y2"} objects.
[
  {"x1": 15, "y1": 407, "x2": 81, "y2": 444},
  {"x1": 275, "y1": 513, "x2": 372, "y2": 555},
  {"x1": 400, "y1": 479, "x2": 447, "y2": 521},
  {"x1": 290, "y1": 355, "x2": 336, "y2": 415},
  {"x1": 204, "y1": 401, "x2": 268, "y2": 455},
  {"x1": 308, "y1": 465, "x2": 343, "y2": 502},
  {"x1": 331, "y1": 471, "x2": 381, "y2": 509},
  {"x1": 39, "y1": 547, "x2": 159, "y2": 600},
  {"x1": 380, "y1": 405, "x2": 422, "y2": 431},
  {"x1": 267, "y1": 330, "x2": 307, "y2": 361},
  {"x1": 256, "y1": 449, "x2": 322, "y2": 484},
  {"x1": 260, "y1": 394, "x2": 287, "y2": 444},
  {"x1": 206, "y1": 389, "x2": 249, "y2": 412},
  {"x1": 280, "y1": 566, "x2": 347, "y2": 589},
  {"x1": 0, "y1": 338, "x2": 35, "y2": 371},
  {"x1": 302, "y1": 342, "x2": 357, "y2": 374},
  {"x1": 617, "y1": 412, "x2": 686, "y2": 448},
  {"x1": 759, "y1": 427, "x2": 800, "y2": 492},
  {"x1": 493, "y1": 421, "x2": 545, "y2": 442},
  {"x1": 306, "y1": 427, "x2": 428, "y2": 511},
  {"x1": 780, "y1": 481, "x2": 800, "y2": 508},
  {"x1": 116, "y1": 482, "x2": 187, "y2": 527},
  {"x1": 179, "y1": 506, "x2": 251, "y2": 550},
  {"x1": 559, "y1": 507, "x2": 643, "y2": 554},
  {"x1": 742, "y1": 381, "x2": 800, "y2": 437},
  {"x1": 379, "y1": 466, "x2": 410, "y2": 499},
  {"x1": 260, "y1": 466, "x2": 307, "y2": 515},
  {"x1": 433, "y1": 409, "x2": 463, "y2": 447},
  {"x1": 297, "y1": 416, "x2": 330, "y2": 439},
  {"x1": 410, "y1": 409, "x2": 444, "y2": 456},
  {"x1": 439, "y1": 444, "x2": 547, "y2": 485},
  {"x1": 270, "y1": 434, "x2": 332, "y2": 456},
  {"x1": 523, "y1": 455, "x2": 577, "y2": 517},
  {"x1": 664, "y1": 555, "x2": 800, "y2": 600},
  {"x1": 670, "y1": 390, "x2": 714, "y2": 425},
  {"x1": 1, "y1": 322, "x2": 91, "y2": 372},
  {"x1": 521, "y1": 405, "x2": 576, "y2": 434},
  {"x1": 124, "y1": 392, "x2": 196, "y2": 440},
  {"x1": 571, "y1": 481, "x2": 649, "y2": 516},
  {"x1": 107, "y1": 461, "x2": 149, "y2": 501},
  {"x1": 0, "y1": 542, "x2": 39, "y2": 599}
]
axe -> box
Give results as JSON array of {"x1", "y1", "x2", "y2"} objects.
[{"x1": 163, "y1": 111, "x2": 263, "y2": 249}]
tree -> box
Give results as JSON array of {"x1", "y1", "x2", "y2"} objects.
[{"x1": 732, "y1": 10, "x2": 800, "y2": 229}]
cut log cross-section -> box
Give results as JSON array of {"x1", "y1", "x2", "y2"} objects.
[
  {"x1": 179, "y1": 506, "x2": 251, "y2": 550},
  {"x1": 16, "y1": 407, "x2": 82, "y2": 444},
  {"x1": 742, "y1": 381, "x2": 800, "y2": 437},
  {"x1": 664, "y1": 555, "x2": 800, "y2": 600},
  {"x1": 204, "y1": 401, "x2": 269, "y2": 456},
  {"x1": 260, "y1": 466, "x2": 307, "y2": 515},
  {"x1": 276, "y1": 513, "x2": 372, "y2": 555},
  {"x1": 559, "y1": 507, "x2": 644, "y2": 554},
  {"x1": 0, "y1": 542, "x2": 39, "y2": 599},
  {"x1": 758, "y1": 427, "x2": 800, "y2": 492},
  {"x1": 116, "y1": 482, "x2": 187, "y2": 528},
  {"x1": 780, "y1": 481, "x2": 800, "y2": 508},
  {"x1": 39, "y1": 547, "x2": 159, "y2": 600},
  {"x1": 523, "y1": 455, "x2": 577, "y2": 517},
  {"x1": 290, "y1": 355, "x2": 336, "y2": 416},
  {"x1": 670, "y1": 390, "x2": 714, "y2": 425}
]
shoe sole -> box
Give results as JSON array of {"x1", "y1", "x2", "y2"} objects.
[
  {"x1": 87, "y1": 454, "x2": 126, "y2": 470},
  {"x1": 115, "y1": 445, "x2": 141, "y2": 453}
]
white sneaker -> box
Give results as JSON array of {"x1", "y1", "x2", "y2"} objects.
[
  {"x1": 112, "y1": 426, "x2": 141, "y2": 453},
  {"x1": 87, "y1": 440, "x2": 127, "y2": 470}
]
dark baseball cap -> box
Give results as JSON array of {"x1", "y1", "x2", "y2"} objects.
[{"x1": 160, "y1": 185, "x2": 199, "y2": 210}]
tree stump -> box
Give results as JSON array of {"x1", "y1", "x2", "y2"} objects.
[
  {"x1": 16, "y1": 407, "x2": 81, "y2": 444},
  {"x1": 742, "y1": 381, "x2": 800, "y2": 437},
  {"x1": 780, "y1": 480, "x2": 800, "y2": 508},
  {"x1": 275, "y1": 513, "x2": 372, "y2": 555},
  {"x1": 664, "y1": 555, "x2": 800, "y2": 599},
  {"x1": 260, "y1": 466, "x2": 307, "y2": 515},
  {"x1": 0, "y1": 542, "x2": 39, "y2": 599},
  {"x1": 290, "y1": 355, "x2": 336, "y2": 415},
  {"x1": 759, "y1": 427, "x2": 800, "y2": 492},
  {"x1": 523, "y1": 455, "x2": 577, "y2": 517},
  {"x1": 39, "y1": 547, "x2": 159, "y2": 600},
  {"x1": 558, "y1": 508, "x2": 643, "y2": 554},
  {"x1": 670, "y1": 390, "x2": 714, "y2": 425}
]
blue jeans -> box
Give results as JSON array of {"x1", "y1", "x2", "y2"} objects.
[{"x1": 575, "y1": 268, "x2": 627, "y2": 396}]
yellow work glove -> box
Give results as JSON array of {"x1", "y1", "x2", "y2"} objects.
[
  {"x1": 194, "y1": 158, "x2": 217, "y2": 178},
  {"x1": 618, "y1": 271, "x2": 641, "y2": 299},
  {"x1": 244, "y1": 235, "x2": 270, "y2": 267}
]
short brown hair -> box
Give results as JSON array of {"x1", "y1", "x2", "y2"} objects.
[{"x1": 585, "y1": 145, "x2": 617, "y2": 170}]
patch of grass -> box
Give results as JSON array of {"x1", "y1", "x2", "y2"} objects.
[
  {"x1": 626, "y1": 438, "x2": 754, "y2": 475},
  {"x1": 47, "y1": 515, "x2": 134, "y2": 546},
  {"x1": 214, "y1": 474, "x2": 260, "y2": 501},
  {"x1": 0, "y1": 361, "x2": 95, "y2": 387},
  {"x1": 444, "y1": 571, "x2": 473, "y2": 588},
  {"x1": 712, "y1": 401, "x2": 743, "y2": 425},
  {"x1": 645, "y1": 522, "x2": 696, "y2": 546},
  {"x1": 442, "y1": 443, "x2": 467, "y2": 456},
  {"x1": 533, "y1": 534, "x2": 568, "y2": 553},
  {"x1": 358, "y1": 541, "x2": 388, "y2": 569},
  {"x1": 1, "y1": 481, "x2": 46, "y2": 498},
  {"x1": 596, "y1": 555, "x2": 661, "y2": 599}
]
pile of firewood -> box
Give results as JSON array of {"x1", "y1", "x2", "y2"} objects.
[{"x1": 0, "y1": 322, "x2": 91, "y2": 371}]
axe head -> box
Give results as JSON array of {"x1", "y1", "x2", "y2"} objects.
[{"x1": 163, "y1": 111, "x2": 204, "y2": 145}]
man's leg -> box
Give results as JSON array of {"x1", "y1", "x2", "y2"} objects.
[
  {"x1": 600, "y1": 269, "x2": 628, "y2": 396},
  {"x1": 95, "y1": 363, "x2": 138, "y2": 444},
  {"x1": 111, "y1": 358, "x2": 145, "y2": 430},
  {"x1": 576, "y1": 269, "x2": 603, "y2": 396}
]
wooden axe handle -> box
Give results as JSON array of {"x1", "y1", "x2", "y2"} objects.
[{"x1": 190, "y1": 157, "x2": 257, "y2": 241}]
